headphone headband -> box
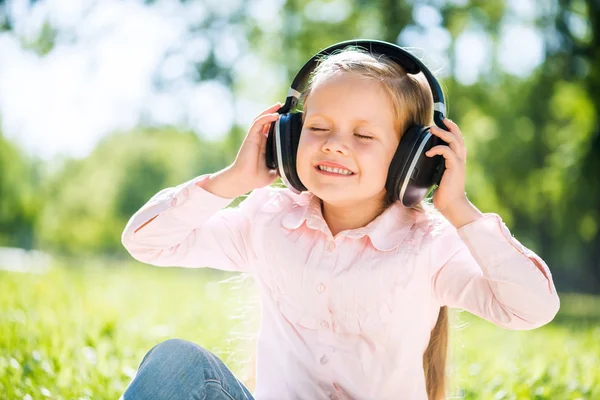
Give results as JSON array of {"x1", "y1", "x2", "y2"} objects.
[{"x1": 282, "y1": 39, "x2": 447, "y2": 128}]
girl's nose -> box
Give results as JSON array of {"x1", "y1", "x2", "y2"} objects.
[{"x1": 321, "y1": 134, "x2": 350, "y2": 155}]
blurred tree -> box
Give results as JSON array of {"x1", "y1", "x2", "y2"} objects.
[
  {"x1": 551, "y1": 0, "x2": 600, "y2": 288},
  {"x1": 0, "y1": 0, "x2": 597, "y2": 291},
  {"x1": 0, "y1": 132, "x2": 40, "y2": 249},
  {"x1": 0, "y1": 0, "x2": 10, "y2": 32},
  {"x1": 35, "y1": 128, "x2": 228, "y2": 255}
]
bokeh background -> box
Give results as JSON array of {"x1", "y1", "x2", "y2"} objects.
[{"x1": 1, "y1": 0, "x2": 599, "y2": 399}]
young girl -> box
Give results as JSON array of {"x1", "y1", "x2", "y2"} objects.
[{"x1": 120, "y1": 48, "x2": 560, "y2": 400}]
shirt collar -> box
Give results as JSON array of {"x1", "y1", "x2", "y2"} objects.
[{"x1": 281, "y1": 192, "x2": 416, "y2": 251}]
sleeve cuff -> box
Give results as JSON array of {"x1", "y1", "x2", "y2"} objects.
[{"x1": 129, "y1": 174, "x2": 238, "y2": 234}]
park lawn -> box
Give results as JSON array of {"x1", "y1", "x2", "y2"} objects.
[{"x1": 1, "y1": 260, "x2": 598, "y2": 400}]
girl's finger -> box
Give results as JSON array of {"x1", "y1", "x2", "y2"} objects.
[
  {"x1": 425, "y1": 145, "x2": 461, "y2": 167},
  {"x1": 442, "y1": 118, "x2": 465, "y2": 145},
  {"x1": 254, "y1": 103, "x2": 282, "y2": 122},
  {"x1": 430, "y1": 125, "x2": 455, "y2": 145},
  {"x1": 430, "y1": 126, "x2": 465, "y2": 160},
  {"x1": 251, "y1": 113, "x2": 280, "y2": 137}
]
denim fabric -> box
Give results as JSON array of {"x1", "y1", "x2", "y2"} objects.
[{"x1": 121, "y1": 339, "x2": 254, "y2": 400}]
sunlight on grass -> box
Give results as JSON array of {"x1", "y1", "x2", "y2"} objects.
[{"x1": 1, "y1": 262, "x2": 598, "y2": 399}]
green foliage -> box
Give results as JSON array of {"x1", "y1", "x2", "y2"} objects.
[
  {"x1": 0, "y1": 134, "x2": 41, "y2": 249},
  {"x1": 0, "y1": 0, "x2": 598, "y2": 289},
  {"x1": 21, "y1": 22, "x2": 57, "y2": 56},
  {"x1": 0, "y1": 263, "x2": 598, "y2": 399},
  {"x1": 35, "y1": 128, "x2": 230, "y2": 255}
]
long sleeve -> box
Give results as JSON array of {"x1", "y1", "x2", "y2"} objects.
[
  {"x1": 121, "y1": 174, "x2": 268, "y2": 274},
  {"x1": 430, "y1": 213, "x2": 560, "y2": 330}
]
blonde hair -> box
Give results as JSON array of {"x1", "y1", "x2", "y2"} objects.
[{"x1": 301, "y1": 48, "x2": 450, "y2": 400}]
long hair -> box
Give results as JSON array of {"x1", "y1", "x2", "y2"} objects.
[{"x1": 301, "y1": 48, "x2": 450, "y2": 400}]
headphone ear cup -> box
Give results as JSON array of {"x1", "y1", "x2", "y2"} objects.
[
  {"x1": 288, "y1": 111, "x2": 303, "y2": 164},
  {"x1": 277, "y1": 112, "x2": 307, "y2": 193},
  {"x1": 386, "y1": 124, "x2": 425, "y2": 202},
  {"x1": 388, "y1": 124, "x2": 447, "y2": 207},
  {"x1": 266, "y1": 120, "x2": 278, "y2": 170}
]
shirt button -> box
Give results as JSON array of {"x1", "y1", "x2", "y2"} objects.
[
  {"x1": 320, "y1": 320, "x2": 329, "y2": 329},
  {"x1": 316, "y1": 283, "x2": 326, "y2": 293},
  {"x1": 327, "y1": 241, "x2": 336, "y2": 251},
  {"x1": 320, "y1": 355, "x2": 328, "y2": 365}
]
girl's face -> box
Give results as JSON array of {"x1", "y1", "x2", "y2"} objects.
[{"x1": 296, "y1": 72, "x2": 400, "y2": 207}]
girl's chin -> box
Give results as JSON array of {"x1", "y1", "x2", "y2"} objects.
[
  {"x1": 301, "y1": 178, "x2": 387, "y2": 203},
  {"x1": 301, "y1": 180, "x2": 354, "y2": 195},
  {"x1": 304, "y1": 185, "x2": 359, "y2": 202}
]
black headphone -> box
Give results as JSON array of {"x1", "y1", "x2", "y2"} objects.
[{"x1": 266, "y1": 39, "x2": 448, "y2": 208}]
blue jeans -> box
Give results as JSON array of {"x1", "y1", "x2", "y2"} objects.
[{"x1": 121, "y1": 339, "x2": 255, "y2": 400}]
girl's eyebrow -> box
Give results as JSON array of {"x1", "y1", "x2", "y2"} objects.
[
  {"x1": 304, "y1": 113, "x2": 330, "y2": 122},
  {"x1": 305, "y1": 113, "x2": 377, "y2": 127}
]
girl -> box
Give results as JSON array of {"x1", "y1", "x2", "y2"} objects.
[{"x1": 120, "y1": 48, "x2": 560, "y2": 400}]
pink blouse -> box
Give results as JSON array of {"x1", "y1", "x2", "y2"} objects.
[{"x1": 121, "y1": 174, "x2": 560, "y2": 400}]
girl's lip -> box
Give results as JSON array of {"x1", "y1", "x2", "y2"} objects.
[
  {"x1": 314, "y1": 161, "x2": 355, "y2": 174},
  {"x1": 314, "y1": 166, "x2": 355, "y2": 177}
]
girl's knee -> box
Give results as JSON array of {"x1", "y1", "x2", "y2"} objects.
[
  {"x1": 147, "y1": 338, "x2": 209, "y2": 366},
  {"x1": 124, "y1": 339, "x2": 211, "y2": 399},
  {"x1": 124, "y1": 339, "x2": 248, "y2": 400},
  {"x1": 154, "y1": 338, "x2": 201, "y2": 354}
]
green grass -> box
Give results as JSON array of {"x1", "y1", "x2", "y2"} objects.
[{"x1": 1, "y1": 261, "x2": 599, "y2": 399}]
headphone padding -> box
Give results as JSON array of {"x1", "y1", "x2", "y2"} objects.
[
  {"x1": 279, "y1": 112, "x2": 307, "y2": 192},
  {"x1": 386, "y1": 124, "x2": 429, "y2": 201}
]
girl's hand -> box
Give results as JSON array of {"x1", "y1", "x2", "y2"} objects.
[
  {"x1": 229, "y1": 103, "x2": 282, "y2": 191},
  {"x1": 425, "y1": 118, "x2": 468, "y2": 215}
]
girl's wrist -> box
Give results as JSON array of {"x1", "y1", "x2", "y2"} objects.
[
  {"x1": 440, "y1": 197, "x2": 483, "y2": 229},
  {"x1": 202, "y1": 167, "x2": 250, "y2": 199}
]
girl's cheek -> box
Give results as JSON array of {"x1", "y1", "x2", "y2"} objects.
[{"x1": 300, "y1": 135, "x2": 321, "y2": 152}]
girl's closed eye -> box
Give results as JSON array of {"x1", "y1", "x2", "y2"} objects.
[{"x1": 308, "y1": 127, "x2": 373, "y2": 140}]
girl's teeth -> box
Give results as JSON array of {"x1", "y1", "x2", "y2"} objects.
[{"x1": 318, "y1": 165, "x2": 353, "y2": 175}]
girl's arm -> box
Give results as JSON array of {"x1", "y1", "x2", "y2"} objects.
[
  {"x1": 121, "y1": 171, "x2": 268, "y2": 274},
  {"x1": 430, "y1": 213, "x2": 560, "y2": 330},
  {"x1": 122, "y1": 103, "x2": 283, "y2": 273}
]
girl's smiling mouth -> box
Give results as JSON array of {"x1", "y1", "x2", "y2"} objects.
[
  {"x1": 315, "y1": 165, "x2": 355, "y2": 176},
  {"x1": 314, "y1": 161, "x2": 356, "y2": 176}
]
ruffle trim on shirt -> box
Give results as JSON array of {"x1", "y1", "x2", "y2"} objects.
[{"x1": 277, "y1": 190, "x2": 418, "y2": 251}]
